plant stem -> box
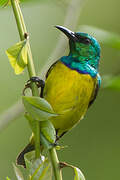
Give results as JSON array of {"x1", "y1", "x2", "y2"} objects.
[
  {"x1": 49, "y1": 148, "x2": 62, "y2": 180},
  {"x1": 10, "y1": 0, "x2": 40, "y2": 159}
]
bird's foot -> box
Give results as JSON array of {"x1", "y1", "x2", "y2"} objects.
[
  {"x1": 23, "y1": 76, "x2": 45, "y2": 97},
  {"x1": 23, "y1": 80, "x2": 31, "y2": 96}
]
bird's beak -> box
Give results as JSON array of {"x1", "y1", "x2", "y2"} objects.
[{"x1": 55, "y1": 25, "x2": 77, "y2": 41}]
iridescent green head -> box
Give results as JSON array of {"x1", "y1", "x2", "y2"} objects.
[{"x1": 55, "y1": 26, "x2": 101, "y2": 78}]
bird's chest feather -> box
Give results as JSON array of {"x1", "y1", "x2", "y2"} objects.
[{"x1": 43, "y1": 61, "x2": 96, "y2": 114}]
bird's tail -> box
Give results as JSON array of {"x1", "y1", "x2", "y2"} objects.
[{"x1": 16, "y1": 143, "x2": 34, "y2": 168}]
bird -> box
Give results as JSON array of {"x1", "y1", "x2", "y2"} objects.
[{"x1": 17, "y1": 25, "x2": 101, "y2": 167}]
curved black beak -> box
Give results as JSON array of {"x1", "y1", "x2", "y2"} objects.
[{"x1": 55, "y1": 25, "x2": 77, "y2": 41}]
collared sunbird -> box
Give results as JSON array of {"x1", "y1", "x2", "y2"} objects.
[{"x1": 17, "y1": 25, "x2": 101, "y2": 167}]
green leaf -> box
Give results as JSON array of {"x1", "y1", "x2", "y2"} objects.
[
  {"x1": 25, "y1": 113, "x2": 37, "y2": 134},
  {"x1": 30, "y1": 158, "x2": 52, "y2": 180},
  {"x1": 40, "y1": 133, "x2": 53, "y2": 149},
  {"x1": 61, "y1": 162, "x2": 85, "y2": 180},
  {"x1": 25, "y1": 113, "x2": 55, "y2": 149},
  {"x1": 13, "y1": 164, "x2": 24, "y2": 180},
  {"x1": 0, "y1": 0, "x2": 9, "y2": 6},
  {"x1": 79, "y1": 25, "x2": 120, "y2": 50},
  {"x1": 41, "y1": 121, "x2": 56, "y2": 144},
  {"x1": 6, "y1": 40, "x2": 28, "y2": 74},
  {"x1": 24, "y1": 151, "x2": 36, "y2": 170},
  {"x1": 102, "y1": 75, "x2": 120, "y2": 90},
  {"x1": 23, "y1": 96, "x2": 58, "y2": 121},
  {"x1": 74, "y1": 167, "x2": 85, "y2": 180},
  {"x1": 23, "y1": 96, "x2": 54, "y2": 113},
  {"x1": 24, "y1": 152, "x2": 52, "y2": 180}
]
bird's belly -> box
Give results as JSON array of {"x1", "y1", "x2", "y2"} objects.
[{"x1": 43, "y1": 61, "x2": 95, "y2": 134}]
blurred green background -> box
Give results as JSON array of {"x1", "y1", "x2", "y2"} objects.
[{"x1": 0, "y1": 0, "x2": 120, "y2": 179}]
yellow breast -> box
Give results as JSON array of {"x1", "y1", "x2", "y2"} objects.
[{"x1": 43, "y1": 61, "x2": 97, "y2": 135}]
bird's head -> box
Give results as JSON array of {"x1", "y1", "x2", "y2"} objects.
[{"x1": 55, "y1": 25, "x2": 100, "y2": 69}]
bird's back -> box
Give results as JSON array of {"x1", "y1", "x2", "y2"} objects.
[{"x1": 43, "y1": 61, "x2": 97, "y2": 136}]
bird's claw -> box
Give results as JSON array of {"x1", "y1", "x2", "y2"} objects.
[
  {"x1": 23, "y1": 81, "x2": 32, "y2": 96},
  {"x1": 23, "y1": 76, "x2": 45, "y2": 97}
]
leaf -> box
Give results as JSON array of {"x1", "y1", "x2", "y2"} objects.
[
  {"x1": 25, "y1": 113, "x2": 37, "y2": 135},
  {"x1": 23, "y1": 96, "x2": 54, "y2": 113},
  {"x1": 79, "y1": 25, "x2": 120, "y2": 50},
  {"x1": 23, "y1": 96, "x2": 58, "y2": 121},
  {"x1": 6, "y1": 40, "x2": 28, "y2": 74},
  {"x1": 74, "y1": 167, "x2": 85, "y2": 180},
  {"x1": 41, "y1": 121, "x2": 56, "y2": 144},
  {"x1": 13, "y1": 164, "x2": 24, "y2": 180},
  {"x1": 25, "y1": 113, "x2": 55, "y2": 149},
  {"x1": 24, "y1": 151, "x2": 37, "y2": 170},
  {"x1": 40, "y1": 132, "x2": 54, "y2": 150},
  {"x1": 30, "y1": 158, "x2": 52, "y2": 180},
  {"x1": 102, "y1": 75, "x2": 120, "y2": 90},
  {"x1": 61, "y1": 162, "x2": 85, "y2": 180},
  {"x1": 24, "y1": 152, "x2": 52, "y2": 180},
  {"x1": 0, "y1": 0, "x2": 9, "y2": 6}
]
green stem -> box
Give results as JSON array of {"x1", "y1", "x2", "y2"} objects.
[
  {"x1": 10, "y1": 0, "x2": 24, "y2": 40},
  {"x1": 49, "y1": 148, "x2": 62, "y2": 180},
  {"x1": 10, "y1": 0, "x2": 40, "y2": 159}
]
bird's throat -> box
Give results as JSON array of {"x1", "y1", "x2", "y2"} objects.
[{"x1": 60, "y1": 56, "x2": 98, "y2": 78}]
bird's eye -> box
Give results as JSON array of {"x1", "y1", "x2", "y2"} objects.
[
  {"x1": 79, "y1": 38, "x2": 91, "y2": 45},
  {"x1": 83, "y1": 38, "x2": 91, "y2": 45},
  {"x1": 75, "y1": 34, "x2": 91, "y2": 45}
]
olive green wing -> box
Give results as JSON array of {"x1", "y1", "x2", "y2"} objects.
[
  {"x1": 46, "y1": 60, "x2": 58, "y2": 79},
  {"x1": 88, "y1": 76, "x2": 100, "y2": 108}
]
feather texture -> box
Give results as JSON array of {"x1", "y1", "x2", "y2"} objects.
[{"x1": 43, "y1": 61, "x2": 98, "y2": 136}]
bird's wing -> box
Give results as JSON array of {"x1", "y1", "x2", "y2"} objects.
[
  {"x1": 88, "y1": 75, "x2": 100, "y2": 108},
  {"x1": 46, "y1": 60, "x2": 58, "y2": 79}
]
